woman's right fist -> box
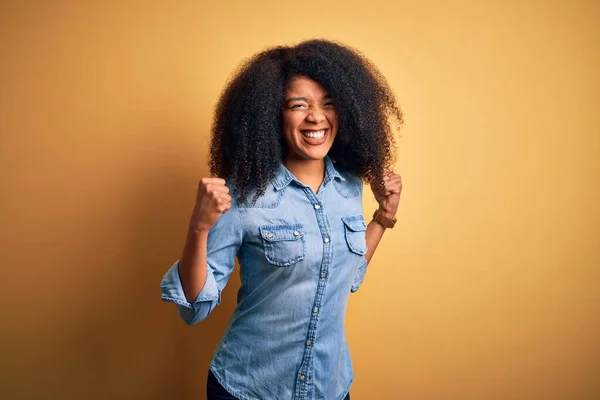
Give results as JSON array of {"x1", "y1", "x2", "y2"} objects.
[{"x1": 190, "y1": 177, "x2": 232, "y2": 233}]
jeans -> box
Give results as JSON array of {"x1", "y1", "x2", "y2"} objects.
[{"x1": 207, "y1": 370, "x2": 351, "y2": 400}]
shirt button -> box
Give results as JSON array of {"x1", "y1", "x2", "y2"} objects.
[
  {"x1": 306, "y1": 339, "x2": 312, "y2": 346},
  {"x1": 314, "y1": 204, "x2": 321, "y2": 210},
  {"x1": 321, "y1": 272, "x2": 327, "y2": 278},
  {"x1": 313, "y1": 307, "x2": 319, "y2": 313},
  {"x1": 267, "y1": 232, "x2": 274, "y2": 238},
  {"x1": 300, "y1": 375, "x2": 306, "y2": 381},
  {"x1": 293, "y1": 230, "x2": 300, "y2": 236},
  {"x1": 324, "y1": 237, "x2": 330, "y2": 243}
]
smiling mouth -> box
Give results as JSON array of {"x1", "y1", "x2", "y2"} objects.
[{"x1": 300, "y1": 129, "x2": 327, "y2": 139}]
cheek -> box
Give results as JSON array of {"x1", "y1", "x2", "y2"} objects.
[
  {"x1": 327, "y1": 112, "x2": 338, "y2": 127},
  {"x1": 281, "y1": 115, "x2": 299, "y2": 147},
  {"x1": 329, "y1": 116, "x2": 338, "y2": 135},
  {"x1": 283, "y1": 113, "x2": 300, "y2": 132}
]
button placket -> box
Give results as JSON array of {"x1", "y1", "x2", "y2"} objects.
[{"x1": 295, "y1": 189, "x2": 331, "y2": 400}]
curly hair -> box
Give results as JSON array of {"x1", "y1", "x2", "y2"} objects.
[{"x1": 209, "y1": 39, "x2": 403, "y2": 204}]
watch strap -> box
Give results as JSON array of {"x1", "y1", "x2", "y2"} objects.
[{"x1": 373, "y1": 209, "x2": 397, "y2": 229}]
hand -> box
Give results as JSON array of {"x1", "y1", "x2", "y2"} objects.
[
  {"x1": 189, "y1": 177, "x2": 232, "y2": 233},
  {"x1": 371, "y1": 172, "x2": 402, "y2": 219}
]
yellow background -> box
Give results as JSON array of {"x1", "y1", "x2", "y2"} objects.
[{"x1": 1, "y1": 1, "x2": 599, "y2": 399}]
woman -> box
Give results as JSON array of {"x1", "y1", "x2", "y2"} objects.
[{"x1": 161, "y1": 39, "x2": 403, "y2": 400}]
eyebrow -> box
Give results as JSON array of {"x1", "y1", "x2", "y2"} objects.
[{"x1": 285, "y1": 95, "x2": 333, "y2": 103}]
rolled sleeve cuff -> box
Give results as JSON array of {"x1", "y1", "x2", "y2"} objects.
[
  {"x1": 160, "y1": 261, "x2": 220, "y2": 309},
  {"x1": 350, "y1": 257, "x2": 368, "y2": 293}
]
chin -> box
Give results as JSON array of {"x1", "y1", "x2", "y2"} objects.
[{"x1": 297, "y1": 146, "x2": 332, "y2": 161}]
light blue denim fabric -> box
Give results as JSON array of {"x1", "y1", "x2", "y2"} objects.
[{"x1": 161, "y1": 156, "x2": 369, "y2": 400}]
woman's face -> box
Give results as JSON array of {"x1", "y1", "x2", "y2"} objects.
[{"x1": 281, "y1": 76, "x2": 338, "y2": 162}]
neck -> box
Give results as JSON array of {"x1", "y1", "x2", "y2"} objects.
[{"x1": 284, "y1": 156, "x2": 326, "y2": 193}]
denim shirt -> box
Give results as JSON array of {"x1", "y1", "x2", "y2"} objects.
[{"x1": 160, "y1": 156, "x2": 369, "y2": 400}]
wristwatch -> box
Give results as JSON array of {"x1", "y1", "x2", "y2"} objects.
[{"x1": 372, "y1": 209, "x2": 397, "y2": 229}]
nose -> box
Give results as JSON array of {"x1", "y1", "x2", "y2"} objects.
[{"x1": 305, "y1": 106, "x2": 326, "y2": 123}]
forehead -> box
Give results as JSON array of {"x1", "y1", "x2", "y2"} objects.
[{"x1": 286, "y1": 76, "x2": 329, "y2": 98}]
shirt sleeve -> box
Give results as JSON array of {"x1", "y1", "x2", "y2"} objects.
[
  {"x1": 160, "y1": 196, "x2": 243, "y2": 325},
  {"x1": 350, "y1": 257, "x2": 368, "y2": 293}
]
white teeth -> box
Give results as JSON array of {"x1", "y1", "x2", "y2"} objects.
[{"x1": 302, "y1": 129, "x2": 325, "y2": 139}]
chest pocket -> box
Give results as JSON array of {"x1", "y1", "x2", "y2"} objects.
[
  {"x1": 259, "y1": 224, "x2": 306, "y2": 267},
  {"x1": 341, "y1": 215, "x2": 368, "y2": 255}
]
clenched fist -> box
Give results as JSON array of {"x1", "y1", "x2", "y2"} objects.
[
  {"x1": 371, "y1": 172, "x2": 402, "y2": 218},
  {"x1": 190, "y1": 177, "x2": 232, "y2": 233}
]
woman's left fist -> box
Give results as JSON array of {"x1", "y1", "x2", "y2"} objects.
[{"x1": 371, "y1": 172, "x2": 402, "y2": 218}]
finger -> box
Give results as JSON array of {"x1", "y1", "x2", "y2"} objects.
[
  {"x1": 214, "y1": 193, "x2": 232, "y2": 206},
  {"x1": 384, "y1": 188, "x2": 402, "y2": 196},
  {"x1": 211, "y1": 186, "x2": 230, "y2": 195},
  {"x1": 384, "y1": 183, "x2": 402, "y2": 190},
  {"x1": 385, "y1": 173, "x2": 401, "y2": 181},
  {"x1": 213, "y1": 194, "x2": 232, "y2": 205},
  {"x1": 217, "y1": 200, "x2": 231, "y2": 214},
  {"x1": 214, "y1": 195, "x2": 226, "y2": 205},
  {"x1": 207, "y1": 187, "x2": 230, "y2": 199},
  {"x1": 383, "y1": 184, "x2": 402, "y2": 194},
  {"x1": 385, "y1": 178, "x2": 402, "y2": 188},
  {"x1": 201, "y1": 177, "x2": 226, "y2": 185},
  {"x1": 205, "y1": 183, "x2": 230, "y2": 195}
]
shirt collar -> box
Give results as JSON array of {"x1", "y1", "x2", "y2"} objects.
[{"x1": 272, "y1": 155, "x2": 346, "y2": 191}]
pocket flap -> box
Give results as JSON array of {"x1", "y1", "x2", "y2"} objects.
[
  {"x1": 341, "y1": 216, "x2": 367, "y2": 232},
  {"x1": 259, "y1": 225, "x2": 304, "y2": 242}
]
